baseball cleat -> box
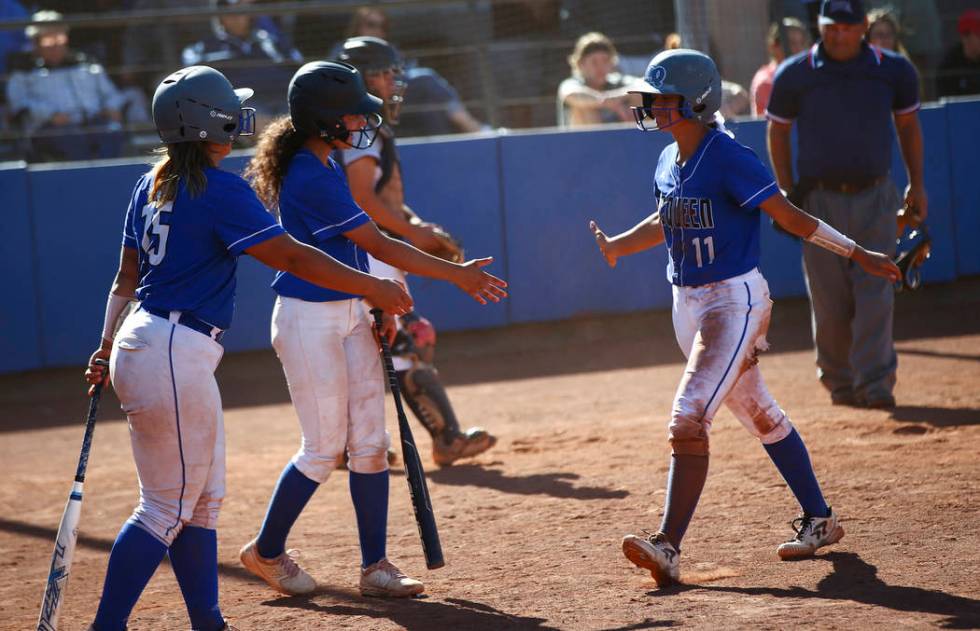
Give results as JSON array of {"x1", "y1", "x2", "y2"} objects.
[
  {"x1": 359, "y1": 558, "x2": 425, "y2": 598},
  {"x1": 240, "y1": 539, "x2": 317, "y2": 595},
  {"x1": 622, "y1": 531, "x2": 680, "y2": 587},
  {"x1": 432, "y1": 427, "x2": 498, "y2": 467},
  {"x1": 777, "y1": 508, "x2": 845, "y2": 559}
]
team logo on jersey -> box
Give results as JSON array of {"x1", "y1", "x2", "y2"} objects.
[
  {"x1": 658, "y1": 195, "x2": 715, "y2": 230},
  {"x1": 646, "y1": 65, "x2": 667, "y2": 89}
]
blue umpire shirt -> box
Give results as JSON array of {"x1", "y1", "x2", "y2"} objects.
[{"x1": 766, "y1": 42, "x2": 920, "y2": 181}]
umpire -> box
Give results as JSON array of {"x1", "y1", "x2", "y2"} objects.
[{"x1": 767, "y1": 0, "x2": 927, "y2": 409}]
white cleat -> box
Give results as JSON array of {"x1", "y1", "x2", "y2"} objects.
[
  {"x1": 240, "y1": 539, "x2": 317, "y2": 595},
  {"x1": 777, "y1": 509, "x2": 845, "y2": 560},
  {"x1": 359, "y1": 558, "x2": 425, "y2": 598},
  {"x1": 622, "y1": 531, "x2": 680, "y2": 587}
]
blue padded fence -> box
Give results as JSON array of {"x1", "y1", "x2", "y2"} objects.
[{"x1": 1, "y1": 97, "x2": 977, "y2": 373}]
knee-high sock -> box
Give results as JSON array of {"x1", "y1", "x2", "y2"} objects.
[
  {"x1": 763, "y1": 428, "x2": 830, "y2": 517},
  {"x1": 349, "y1": 470, "x2": 389, "y2": 567},
  {"x1": 255, "y1": 463, "x2": 319, "y2": 559},
  {"x1": 169, "y1": 526, "x2": 224, "y2": 631},
  {"x1": 659, "y1": 454, "x2": 710, "y2": 551},
  {"x1": 92, "y1": 520, "x2": 168, "y2": 631}
]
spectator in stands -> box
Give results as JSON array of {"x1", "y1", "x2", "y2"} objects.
[
  {"x1": 767, "y1": 0, "x2": 926, "y2": 409},
  {"x1": 557, "y1": 32, "x2": 634, "y2": 127},
  {"x1": 5, "y1": 11, "x2": 126, "y2": 161},
  {"x1": 182, "y1": 0, "x2": 302, "y2": 118},
  {"x1": 937, "y1": 9, "x2": 980, "y2": 98},
  {"x1": 867, "y1": 0, "x2": 942, "y2": 99},
  {"x1": 750, "y1": 18, "x2": 812, "y2": 116},
  {"x1": 867, "y1": 8, "x2": 909, "y2": 57},
  {"x1": 330, "y1": 6, "x2": 488, "y2": 137},
  {"x1": 720, "y1": 80, "x2": 752, "y2": 119}
]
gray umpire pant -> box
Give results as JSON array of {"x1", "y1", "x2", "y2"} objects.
[{"x1": 801, "y1": 180, "x2": 899, "y2": 402}]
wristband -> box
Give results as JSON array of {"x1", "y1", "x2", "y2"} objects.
[{"x1": 806, "y1": 220, "x2": 856, "y2": 258}]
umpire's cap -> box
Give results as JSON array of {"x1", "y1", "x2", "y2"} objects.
[
  {"x1": 152, "y1": 66, "x2": 255, "y2": 144},
  {"x1": 288, "y1": 61, "x2": 382, "y2": 139}
]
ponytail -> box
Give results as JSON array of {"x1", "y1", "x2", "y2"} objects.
[
  {"x1": 149, "y1": 142, "x2": 211, "y2": 206},
  {"x1": 244, "y1": 116, "x2": 307, "y2": 211}
]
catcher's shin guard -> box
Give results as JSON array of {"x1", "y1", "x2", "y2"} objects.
[{"x1": 395, "y1": 366, "x2": 462, "y2": 441}]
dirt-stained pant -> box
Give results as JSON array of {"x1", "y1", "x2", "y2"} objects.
[
  {"x1": 801, "y1": 181, "x2": 899, "y2": 401},
  {"x1": 272, "y1": 296, "x2": 389, "y2": 482},
  {"x1": 110, "y1": 308, "x2": 226, "y2": 546},
  {"x1": 669, "y1": 268, "x2": 794, "y2": 455}
]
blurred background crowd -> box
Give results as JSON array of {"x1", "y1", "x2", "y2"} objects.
[{"x1": 0, "y1": 0, "x2": 977, "y2": 163}]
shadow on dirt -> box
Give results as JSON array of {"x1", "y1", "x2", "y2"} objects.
[
  {"x1": 427, "y1": 464, "x2": 629, "y2": 500},
  {"x1": 890, "y1": 405, "x2": 980, "y2": 427},
  {"x1": 656, "y1": 552, "x2": 980, "y2": 629},
  {"x1": 261, "y1": 591, "x2": 561, "y2": 630}
]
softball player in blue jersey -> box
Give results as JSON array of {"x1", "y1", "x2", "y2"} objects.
[
  {"x1": 82, "y1": 66, "x2": 411, "y2": 631},
  {"x1": 589, "y1": 50, "x2": 900, "y2": 588},
  {"x1": 237, "y1": 61, "x2": 506, "y2": 598}
]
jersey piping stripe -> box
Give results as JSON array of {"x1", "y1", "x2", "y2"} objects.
[
  {"x1": 701, "y1": 282, "x2": 752, "y2": 419},
  {"x1": 740, "y1": 182, "x2": 778, "y2": 207},
  {"x1": 164, "y1": 324, "x2": 187, "y2": 538},
  {"x1": 226, "y1": 224, "x2": 279, "y2": 251},
  {"x1": 312, "y1": 211, "x2": 368, "y2": 236},
  {"x1": 681, "y1": 133, "x2": 721, "y2": 184}
]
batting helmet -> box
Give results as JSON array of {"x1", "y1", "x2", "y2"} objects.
[
  {"x1": 628, "y1": 49, "x2": 721, "y2": 131},
  {"x1": 336, "y1": 36, "x2": 406, "y2": 124},
  {"x1": 288, "y1": 60, "x2": 383, "y2": 148},
  {"x1": 152, "y1": 65, "x2": 255, "y2": 144}
]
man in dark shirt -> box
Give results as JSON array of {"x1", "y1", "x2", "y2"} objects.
[
  {"x1": 937, "y1": 9, "x2": 980, "y2": 98},
  {"x1": 767, "y1": 0, "x2": 927, "y2": 409}
]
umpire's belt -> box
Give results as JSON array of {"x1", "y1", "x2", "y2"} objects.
[
  {"x1": 804, "y1": 175, "x2": 888, "y2": 195},
  {"x1": 141, "y1": 305, "x2": 225, "y2": 342}
]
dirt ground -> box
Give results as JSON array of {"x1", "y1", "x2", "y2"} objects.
[{"x1": 2, "y1": 279, "x2": 979, "y2": 630}]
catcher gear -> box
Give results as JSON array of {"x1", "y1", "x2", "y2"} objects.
[
  {"x1": 288, "y1": 61, "x2": 383, "y2": 148},
  {"x1": 628, "y1": 49, "x2": 722, "y2": 131},
  {"x1": 152, "y1": 65, "x2": 255, "y2": 143},
  {"x1": 393, "y1": 311, "x2": 436, "y2": 364},
  {"x1": 336, "y1": 36, "x2": 406, "y2": 124},
  {"x1": 894, "y1": 224, "x2": 931, "y2": 292},
  {"x1": 395, "y1": 366, "x2": 458, "y2": 438}
]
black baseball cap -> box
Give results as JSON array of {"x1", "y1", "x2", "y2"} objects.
[{"x1": 818, "y1": 0, "x2": 867, "y2": 25}]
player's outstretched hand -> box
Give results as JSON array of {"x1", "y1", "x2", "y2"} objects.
[
  {"x1": 372, "y1": 311, "x2": 398, "y2": 348},
  {"x1": 852, "y1": 246, "x2": 902, "y2": 283},
  {"x1": 453, "y1": 257, "x2": 508, "y2": 305},
  {"x1": 590, "y1": 220, "x2": 618, "y2": 268},
  {"x1": 85, "y1": 349, "x2": 111, "y2": 396},
  {"x1": 366, "y1": 278, "x2": 414, "y2": 317}
]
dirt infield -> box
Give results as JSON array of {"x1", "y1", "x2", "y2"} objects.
[{"x1": 2, "y1": 279, "x2": 979, "y2": 630}]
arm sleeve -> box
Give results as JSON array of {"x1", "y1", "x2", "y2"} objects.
[
  {"x1": 300, "y1": 165, "x2": 372, "y2": 242},
  {"x1": 724, "y1": 144, "x2": 780, "y2": 210},
  {"x1": 892, "y1": 56, "x2": 921, "y2": 114},
  {"x1": 212, "y1": 176, "x2": 286, "y2": 255},
  {"x1": 764, "y1": 61, "x2": 799, "y2": 123}
]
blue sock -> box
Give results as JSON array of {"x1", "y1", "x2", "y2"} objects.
[
  {"x1": 764, "y1": 428, "x2": 830, "y2": 517},
  {"x1": 92, "y1": 520, "x2": 169, "y2": 631},
  {"x1": 255, "y1": 463, "x2": 319, "y2": 559},
  {"x1": 168, "y1": 526, "x2": 224, "y2": 631},
  {"x1": 349, "y1": 470, "x2": 389, "y2": 567}
]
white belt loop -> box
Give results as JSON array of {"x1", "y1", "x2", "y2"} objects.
[
  {"x1": 208, "y1": 327, "x2": 221, "y2": 340},
  {"x1": 168, "y1": 310, "x2": 182, "y2": 324}
]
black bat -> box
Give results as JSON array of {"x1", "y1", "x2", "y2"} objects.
[
  {"x1": 37, "y1": 359, "x2": 108, "y2": 631},
  {"x1": 371, "y1": 309, "x2": 445, "y2": 570}
]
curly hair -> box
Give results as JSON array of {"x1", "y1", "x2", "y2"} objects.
[
  {"x1": 243, "y1": 115, "x2": 307, "y2": 211},
  {"x1": 149, "y1": 142, "x2": 211, "y2": 206}
]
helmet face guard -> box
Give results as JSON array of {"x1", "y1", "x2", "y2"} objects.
[
  {"x1": 365, "y1": 65, "x2": 406, "y2": 124},
  {"x1": 629, "y1": 92, "x2": 689, "y2": 132},
  {"x1": 237, "y1": 106, "x2": 256, "y2": 137},
  {"x1": 321, "y1": 111, "x2": 384, "y2": 149}
]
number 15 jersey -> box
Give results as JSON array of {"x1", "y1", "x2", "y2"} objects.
[{"x1": 655, "y1": 128, "x2": 779, "y2": 287}]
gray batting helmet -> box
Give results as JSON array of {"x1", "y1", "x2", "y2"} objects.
[
  {"x1": 628, "y1": 49, "x2": 721, "y2": 130},
  {"x1": 152, "y1": 66, "x2": 255, "y2": 144}
]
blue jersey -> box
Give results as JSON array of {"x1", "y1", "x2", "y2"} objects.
[
  {"x1": 272, "y1": 149, "x2": 372, "y2": 302},
  {"x1": 122, "y1": 167, "x2": 286, "y2": 330},
  {"x1": 655, "y1": 129, "x2": 779, "y2": 287}
]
